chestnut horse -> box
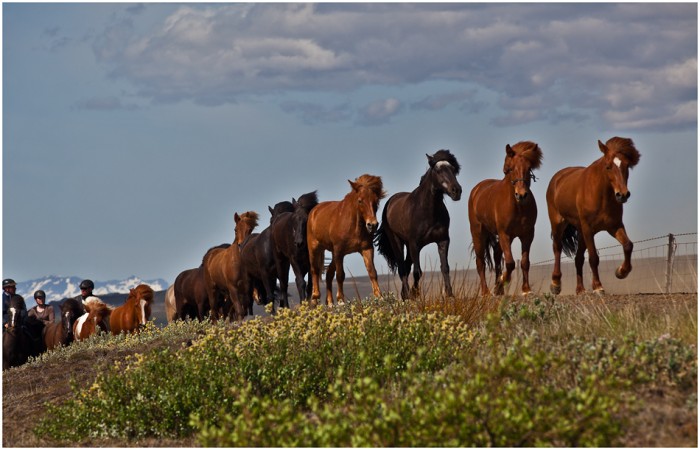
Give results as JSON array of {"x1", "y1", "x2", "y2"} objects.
[
  {"x1": 468, "y1": 141, "x2": 543, "y2": 296},
  {"x1": 44, "y1": 298, "x2": 84, "y2": 351},
  {"x1": 73, "y1": 297, "x2": 112, "y2": 341},
  {"x1": 376, "y1": 150, "x2": 462, "y2": 299},
  {"x1": 270, "y1": 191, "x2": 319, "y2": 306},
  {"x1": 202, "y1": 211, "x2": 258, "y2": 321},
  {"x1": 547, "y1": 136, "x2": 640, "y2": 295},
  {"x1": 240, "y1": 201, "x2": 295, "y2": 312},
  {"x1": 307, "y1": 174, "x2": 386, "y2": 306},
  {"x1": 3, "y1": 295, "x2": 45, "y2": 370},
  {"x1": 110, "y1": 284, "x2": 155, "y2": 334}
]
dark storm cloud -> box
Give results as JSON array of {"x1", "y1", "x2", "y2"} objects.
[{"x1": 90, "y1": 3, "x2": 696, "y2": 131}]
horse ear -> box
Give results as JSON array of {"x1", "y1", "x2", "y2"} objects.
[
  {"x1": 506, "y1": 144, "x2": 515, "y2": 158},
  {"x1": 234, "y1": 212, "x2": 241, "y2": 223},
  {"x1": 426, "y1": 153, "x2": 435, "y2": 168},
  {"x1": 598, "y1": 140, "x2": 608, "y2": 154},
  {"x1": 268, "y1": 206, "x2": 274, "y2": 215},
  {"x1": 292, "y1": 197, "x2": 298, "y2": 207},
  {"x1": 348, "y1": 179, "x2": 359, "y2": 191}
]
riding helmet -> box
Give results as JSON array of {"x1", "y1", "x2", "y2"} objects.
[
  {"x1": 2, "y1": 279, "x2": 16, "y2": 288},
  {"x1": 79, "y1": 279, "x2": 94, "y2": 290},
  {"x1": 34, "y1": 290, "x2": 46, "y2": 300}
]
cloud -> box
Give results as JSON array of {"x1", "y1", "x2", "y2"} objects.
[
  {"x1": 411, "y1": 90, "x2": 487, "y2": 115},
  {"x1": 280, "y1": 101, "x2": 352, "y2": 125},
  {"x1": 90, "y1": 3, "x2": 697, "y2": 131},
  {"x1": 357, "y1": 98, "x2": 403, "y2": 126}
]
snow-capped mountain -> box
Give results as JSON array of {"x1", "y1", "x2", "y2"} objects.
[{"x1": 15, "y1": 275, "x2": 168, "y2": 305}]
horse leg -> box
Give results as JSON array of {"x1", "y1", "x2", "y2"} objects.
[
  {"x1": 437, "y1": 239, "x2": 453, "y2": 297},
  {"x1": 520, "y1": 234, "x2": 533, "y2": 295},
  {"x1": 550, "y1": 222, "x2": 566, "y2": 295},
  {"x1": 276, "y1": 257, "x2": 291, "y2": 308},
  {"x1": 388, "y1": 233, "x2": 410, "y2": 300},
  {"x1": 610, "y1": 226, "x2": 633, "y2": 279},
  {"x1": 308, "y1": 241, "x2": 324, "y2": 306},
  {"x1": 574, "y1": 233, "x2": 587, "y2": 294},
  {"x1": 289, "y1": 259, "x2": 307, "y2": 303},
  {"x1": 325, "y1": 255, "x2": 337, "y2": 307},
  {"x1": 498, "y1": 232, "x2": 515, "y2": 295},
  {"x1": 580, "y1": 226, "x2": 604, "y2": 293},
  {"x1": 407, "y1": 242, "x2": 422, "y2": 298},
  {"x1": 493, "y1": 239, "x2": 504, "y2": 295},
  {"x1": 334, "y1": 255, "x2": 346, "y2": 305},
  {"x1": 205, "y1": 285, "x2": 220, "y2": 323},
  {"x1": 472, "y1": 228, "x2": 490, "y2": 296},
  {"x1": 361, "y1": 247, "x2": 381, "y2": 298},
  {"x1": 263, "y1": 274, "x2": 278, "y2": 313}
]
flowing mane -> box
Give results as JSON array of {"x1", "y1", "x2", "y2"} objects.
[
  {"x1": 431, "y1": 149, "x2": 461, "y2": 175},
  {"x1": 295, "y1": 191, "x2": 319, "y2": 213},
  {"x1": 511, "y1": 141, "x2": 543, "y2": 169},
  {"x1": 83, "y1": 296, "x2": 112, "y2": 315},
  {"x1": 351, "y1": 174, "x2": 386, "y2": 200},
  {"x1": 238, "y1": 211, "x2": 259, "y2": 229},
  {"x1": 605, "y1": 137, "x2": 640, "y2": 167}
]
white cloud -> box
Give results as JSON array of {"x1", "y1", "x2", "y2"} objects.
[
  {"x1": 357, "y1": 98, "x2": 403, "y2": 125},
  {"x1": 90, "y1": 3, "x2": 696, "y2": 131}
]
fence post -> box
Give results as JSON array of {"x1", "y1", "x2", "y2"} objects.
[{"x1": 665, "y1": 233, "x2": 675, "y2": 294}]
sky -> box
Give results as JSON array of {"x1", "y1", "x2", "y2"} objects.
[{"x1": 3, "y1": 2, "x2": 697, "y2": 288}]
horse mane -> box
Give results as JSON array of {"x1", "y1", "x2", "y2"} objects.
[
  {"x1": 430, "y1": 149, "x2": 461, "y2": 175},
  {"x1": 511, "y1": 141, "x2": 543, "y2": 169},
  {"x1": 295, "y1": 191, "x2": 319, "y2": 213},
  {"x1": 201, "y1": 243, "x2": 231, "y2": 266},
  {"x1": 605, "y1": 137, "x2": 640, "y2": 168},
  {"x1": 83, "y1": 296, "x2": 112, "y2": 315},
  {"x1": 238, "y1": 211, "x2": 260, "y2": 229},
  {"x1": 352, "y1": 174, "x2": 386, "y2": 200},
  {"x1": 62, "y1": 297, "x2": 83, "y2": 314},
  {"x1": 128, "y1": 284, "x2": 154, "y2": 304}
]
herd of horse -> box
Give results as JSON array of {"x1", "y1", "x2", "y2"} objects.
[
  {"x1": 3, "y1": 284, "x2": 154, "y2": 370},
  {"x1": 164, "y1": 136, "x2": 640, "y2": 323},
  {"x1": 3, "y1": 136, "x2": 640, "y2": 369}
]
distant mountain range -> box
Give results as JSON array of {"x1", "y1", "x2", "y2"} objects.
[{"x1": 15, "y1": 275, "x2": 168, "y2": 307}]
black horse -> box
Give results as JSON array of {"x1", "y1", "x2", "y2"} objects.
[
  {"x1": 44, "y1": 298, "x2": 84, "y2": 351},
  {"x1": 3, "y1": 295, "x2": 45, "y2": 370},
  {"x1": 175, "y1": 244, "x2": 232, "y2": 321},
  {"x1": 240, "y1": 201, "x2": 295, "y2": 313},
  {"x1": 270, "y1": 191, "x2": 319, "y2": 306},
  {"x1": 375, "y1": 150, "x2": 462, "y2": 299}
]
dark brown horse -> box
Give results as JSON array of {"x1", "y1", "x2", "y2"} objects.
[
  {"x1": 110, "y1": 284, "x2": 155, "y2": 334},
  {"x1": 73, "y1": 297, "x2": 112, "y2": 341},
  {"x1": 468, "y1": 142, "x2": 543, "y2": 296},
  {"x1": 240, "y1": 201, "x2": 295, "y2": 312},
  {"x1": 44, "y1": 297, "x2": 84, "y2": 351},
  {"x1": 307, "y1": 174, "x2": 386, "y2": 306},
  {"x1": 376, "y1": 151, "x2": 462, "y2": 299},
  {"x1": 202, "y1": 211, "x2": 258, "y2": 321},
  {"x1": 3, "y1": 295, "x2": 45, "y2": 370},
  {"x1": 270, "y1": 191, "x2": 319, "y2": 306},
  {"x1": 547, "y1": 136, "x2": 640, "y2": 295}
]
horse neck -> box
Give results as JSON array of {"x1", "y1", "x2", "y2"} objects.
[
  {"x1": 585, "y1": 158, "x2": 617, "y2": 198},
  {"x1": 413, "y1": 170, "x2": 445, "y2": 207}
]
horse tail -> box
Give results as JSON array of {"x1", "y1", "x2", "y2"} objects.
[
  {"x1": 469, "y1": 232, "x2": 499, "y2": 271},
  {"x1": 374, "y1": 204, "x2": 399, "y2": 274},
  {"x1": 561, "y1": 224, "x2": 578, "y2": 258}
]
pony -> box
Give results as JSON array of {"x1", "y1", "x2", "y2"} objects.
[
  {"x1": 73, "y1": 296, "x2": 112, "y2": 341},
  {"x1": 202, "y1": 211, "x2": 258, "y2": 321},
  {"x1": 376, "y1": 150, "x2": 462, "y2": 299},
  {"x1": 3, "y1": 295, "x2": 45, "y2": 370},
  {"x1": 546, "y1": 136, "x2": 640, "y2": 295},
  {"x1": 164, "y1": 284, "x2": 177, "y2": 323},
  {"x1": 468, "y1": 142, "x2": 543, "y2": 296},
  {"x1": 44, "y1": 297, "x2": 84, "y2": 351},
  {"x1": 240, "y1": 201, "x2": 295, "y2": 313},
  {"x1": 307, "y1": 174, "x2": 386, "y2": 306},
  {"x1": 270, "y1": 191, "x2": 319, "y2": 306},
  {"x1": 110, "y1": 284, "x2": 155, "y2": 334}
]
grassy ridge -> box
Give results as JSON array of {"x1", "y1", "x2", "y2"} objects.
[{"x1": 32, "y1": 293, "x2": 697, "y2": 446}]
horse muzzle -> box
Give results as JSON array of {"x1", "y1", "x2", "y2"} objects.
[
  {"x1": 448, "y1": 186, "x2": 462, "y2": 201},
  {"x1": 615, "y1": 191, "x2": 631, "y2": 204},
  {"x1": 514, "y1": 190, "x2": 530, "y2": 203},
  {"x1": 366, "y1": 222, "x2": 378, "y2": 234}
]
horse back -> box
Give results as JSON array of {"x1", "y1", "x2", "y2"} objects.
[{"x1": 546, "y1": 166, "x2": 586, "y2": 225}]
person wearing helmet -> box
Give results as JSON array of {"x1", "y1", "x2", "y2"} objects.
[
  {"x1": 3, "y1": 279, "x2": 27, "y2": 328},
  {"x1": 73, "y1": 279, "x2": 95, "y2": 305},
  {"x1": 28, "y1": 290, "x2": 54, "y2": 326}
]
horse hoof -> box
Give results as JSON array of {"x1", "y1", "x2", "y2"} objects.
[
  {"x1": 615, "y1": 267, "x2": 629, "y2": 279},
  {"x1": 521, "y1": 291, "x2": 532, "y2": 297},
  {"x1": 593, "y1": 288, "x2": 606, "y2": 296}
]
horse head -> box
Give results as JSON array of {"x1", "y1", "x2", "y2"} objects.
[
  {"x1": 504, "y1": 141, "x2": 543, "y2": 204},
  {"x1": 598, "y1": 137, "x2": 640, "y2": 204},
  {"x1": 129, "y1": 284, "x2": 155, "y2": 329},
  {"x1": 292, "y1": 191, "x2": 319, "y2": 247},
  {"x1": 234, "y1": 211, "x2": 260, "y2": 245},
  {"x1": 349, "y1": 174, "x2": 386, "y2": 234},
  {"x1": 6, "y1": 295, "x2": 25, "y2": 330},
  {"x1": 268, "y1": 201, "x2": 294, "y2": 224},
  {"x1": 427, "y1": 150, "x2": 462, "y2": 201}
]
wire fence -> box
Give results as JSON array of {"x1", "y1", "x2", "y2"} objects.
[{"x1": 528, "y1": 233, "x2": 697, "y2": 295}]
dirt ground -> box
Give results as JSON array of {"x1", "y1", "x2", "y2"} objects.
[{"x1": 2, "y1": 293, "x2": 697, "y2": 447}]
